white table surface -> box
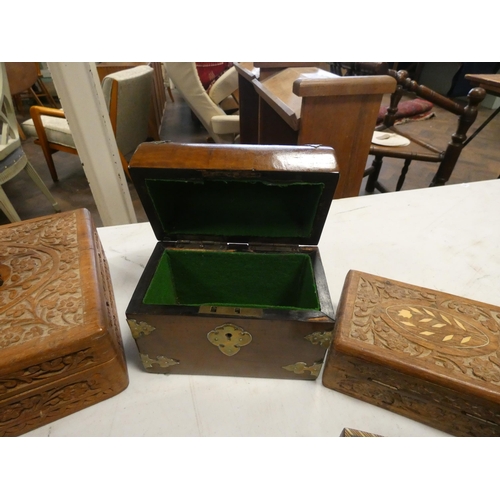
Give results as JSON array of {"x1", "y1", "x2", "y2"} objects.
[{"x1": 25, "y1": 179, "x2": 500, "y2": 437}]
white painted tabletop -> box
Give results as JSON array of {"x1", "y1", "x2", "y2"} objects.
[{"x1": 25, "y1": 179, "x2": 500, "y2": 436}]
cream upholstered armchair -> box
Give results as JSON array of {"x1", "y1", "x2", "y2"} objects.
[
  {"x1": 22, "y1": 65, "x2": 154, "y2": 181},
  {"x1": 164, "y1": 62, "x2": 239, "y2": 143}
]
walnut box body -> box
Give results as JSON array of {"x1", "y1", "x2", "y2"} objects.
[
  {"x1": 322, "y1": 270, "x2": 500, "y2": 436},
  {"x1": 0, "y1": 209, "x2": 128, "y2": 436},
  {"x1": 126, "y1": 143, "x2": 339, "y2": 380}
]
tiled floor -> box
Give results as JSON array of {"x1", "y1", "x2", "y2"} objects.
[{"x1": 2, "y1": 87, "x2": 499, "y2": 227}]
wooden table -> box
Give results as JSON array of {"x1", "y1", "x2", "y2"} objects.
[
  {"x1": 466, "y1": 73, "x2": 500, "y2": 97},
  {"x1": 236, "y1": 64, "x2": 395, "y2": 199},
  {"x1": 23, "y1": 178, "x2": 500, "y2": 437}
]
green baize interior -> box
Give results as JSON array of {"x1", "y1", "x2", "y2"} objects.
[
  {"x1": 143, "y1": 177, "x2": 324, "y2": 310},
  {"x1": 144, "y1": 250, "x2": 320, "y2": 310},
  {"x1": 145, "y1": 178, "x2": 324, "y2": 239}
]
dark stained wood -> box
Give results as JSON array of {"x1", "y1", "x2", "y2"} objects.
[
  {"x1": 234, "y1": 63, "x2": 260, "y2": 144},
  {"x1": 366, "y1": 69, "x2": 487, "y2": 192},
  {"x1": 0, "y1": 209, "x2": 129, "y2": 436},
  {"x1": 331, "y1": 62, "x2": 389, "y2": 77},
  {"x1": 127, "y1": 143, "x2": 338, "y2": 380},
  {"x1": 323, "y1": 270, "x2": 500, "y2": 437}
]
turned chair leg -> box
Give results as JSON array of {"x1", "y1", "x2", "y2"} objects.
[
  {"x1": 396, "y1": 159, "x2": 412, "y2": 191},
  {"x1": 366, "y1": 156, "x2": 383, "y2": 193}
]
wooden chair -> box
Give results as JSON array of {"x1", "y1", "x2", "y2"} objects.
[
  {"x1": 5, "y1": 62, "x2": 58, "y2": 112},
  {"x1": 365, "y1": 69, "x2": 486, "y2": 192},
  {"x1": 22, "y1": 65, "x2": 154, "y2": 182},
  {"x1": 0, "y1": 63, "x2": 59, "y2": 222}
]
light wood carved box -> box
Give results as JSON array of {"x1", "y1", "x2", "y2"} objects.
[
  {"x1": 323, "y1": 270, "x2": 500, "y2": 436},
  {"x1": 0, "y1": 209, "x2": 128, "y2": 436},
  {"x1": 126, "y1": 142, "x2": 339, "y2": 380}
]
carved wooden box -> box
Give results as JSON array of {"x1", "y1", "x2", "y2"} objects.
[
  {"x1": 126, "y1": 142, "x2": 339, "y2": 380},
  {"x1": 0, "y1": 209, "x2": 129, "y2": 436},
  {"x1": 322, "y1": 270, "x2": 500, "y2": 436}
]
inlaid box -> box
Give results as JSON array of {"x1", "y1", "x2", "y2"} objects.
[
  {"x1": 126, "y1": 142, "x2": 339, "y2": 380},
  {"x1": 323, "y1": 270, "x2": 500, "y2": 436},
  {"x1": 0, "y1": 209, "x2": 128, "y2": 436}
]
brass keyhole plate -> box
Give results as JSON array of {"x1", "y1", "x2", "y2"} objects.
[{"x1": 207, "y1": 323, "x2": 252, "y2": 356}]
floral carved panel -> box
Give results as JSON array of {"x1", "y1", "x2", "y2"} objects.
[
  {"x1": 0, "y1": 213, "x2": 84, "y2": 350},
  {"x1": 347, "y1": 274, "x2": 500, "y2": 386}
]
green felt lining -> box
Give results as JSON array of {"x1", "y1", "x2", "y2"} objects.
[
  {"x1": 145, "y1": 178, "x2": 325, "y2": 239},
  {"x1": 143, "y1": 249, "x2": 320, "y2": 310}
]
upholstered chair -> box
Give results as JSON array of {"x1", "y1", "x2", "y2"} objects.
[
  {"x1": 0, "y1": 63, "x2": 59, "y2": 222},
  {"x1": 164, "y1": 62, "x2": 239, "y2": 143},
  {"x1": 22, "y1": 65, "x2": 154, "y2": 182}
]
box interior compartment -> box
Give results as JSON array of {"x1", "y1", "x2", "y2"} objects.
[
  {"x1": 145, "y1": 178, "x2": 325, "y2": 239},
  {"x1": 143, "y1": 249, "x2": 320, "y2": 310}
]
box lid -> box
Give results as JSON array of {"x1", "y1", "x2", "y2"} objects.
[
  {"x1": 128, "y1": 143, "x2": 339, "y2": 245},
  {"x1": 0, "y1": 209, "x2": 124, "y2": 400},
  {"x1": 329, "y1": 270, "x2": 500, "y2": 405}
]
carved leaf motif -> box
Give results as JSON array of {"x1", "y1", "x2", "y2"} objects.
[
  {"x1": 489, "y1": 355, "x2": 500, "y2": 369},
  {"x1": 386, "y1": 305, "x2": 491, "y2": 351},
  {"x1": 441, "y1": 314, "x2": 452, "y2": 325},
  {"x1": 470, "y1": 358, "x2": 500, "y2": 383}
]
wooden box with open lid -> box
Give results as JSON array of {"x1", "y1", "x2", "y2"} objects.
[{"x1": 126, "y1": 142, "x2": 339, "y2": 379}]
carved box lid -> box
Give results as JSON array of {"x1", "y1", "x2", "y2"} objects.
[
  {"x1": 329, "y1": 270, "x2": 500, "y2": 404},
  {"x1": 0, "y1": 209, "x2": 125, "y2": 401}
]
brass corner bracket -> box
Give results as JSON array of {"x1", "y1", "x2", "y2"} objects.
[
  {"x1": 128, "y1": 319, "x2": 156, "y2": 339},
  {"x1": 140, "y1": 353, "x2": 179, "y2": 369},
  {"x1": 305, "y1": 330, "x2": 333, "y2": 348},
  {"x1": 283, "y1": 361, "x2": 323, "y2": 378}
]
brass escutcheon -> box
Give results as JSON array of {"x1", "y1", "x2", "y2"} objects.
[{"x1": 207, "y1": 323, "x2": 252, "y2": 356}]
